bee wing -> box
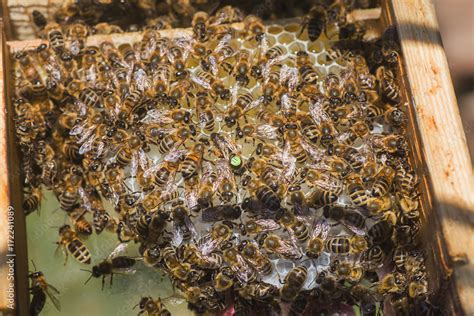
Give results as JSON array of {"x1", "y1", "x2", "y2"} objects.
[
  {"x1": 279, "y1": 239, "x2": 303, "y2": 259},
  {"x1": 111, "y1": 267, "x2": 136, "y2": 275},
  {"x1": 69, "y1": 121, "x2": 87, "y2": 136},
  {"x1": 164, "y1": 149, "x2": 187, "y2": 162},
  {"x1": 231, "y1": 253, "x2": 252, "y2": 284},
  {"x1": 77, "y1": 187, "x2": 91, "y2": 212},
  {"x1": 172, "y1": 223, "x2": 184, "y2": 247},
  {"x1": 143, "y1": 161, "x2": 162, "y2": 178},
  {"x1": 231, "y1": 83, "x2": 239, "y2": 104},
  {"x1": 208, "y1": 55, "x2": 218, "y2": 76},
  {"x1": 165, "y1": 297, "x2": 186, "y2": 306},
  {"x1": 192, "y1": 74, "x2": 212, "y2": 90},
  {"x1": 312, "y1": 217, "x2": 330, "y2": 239},
  {"x1": 279, "y1": 142, "x2": 297, "y2": 183},
  {"x1": 280, "y1": 93, "x2": 291, "y2": 112},
  {"x1": 185, "y1": 188, "x2": 198, "y2": 211},
  {"x1": 300, "y1": 140, "x2": 325, "y2": 162},
  {"x1": 141, "y1": 108, "x2": 172, "y2": 124},
  {"x1": 44, "y1": 287, "x2": 61, "y2": 311},
  {"x1": 130, "y1": 152, "x2": 138, "y2": 178},
  {"x1": 341, "y1": 220, "x2": 366, "y2": 236},
  {"x1": 79, "y1": 134, "x2": 96, "y2": 155},
  {"x1": 242, "y1": 95, "x2": 264, "y2": 114},
  {"x1": 133, "y1": 67, "x2": 151, "y2": 92},
  {"x1": 184, "y1": 215, "x2": 198, "y2": 241},
  {"x1": 95, "y1": 140, "x2": 105, "y2": 159},
  {"x1": 254, "y1": 219, "x2": 280, "y2": 232},
  {"x1": 309, "y1": 98, "x2": 331, "y2": 125},
  {"x1": 108, "y1": 243, "x2": 129, "y2": 260},
  {"x1": 256, "y1": 124, "x2": 279, "y2": 140},
  {"x1": 138, "y1": 149, "x2": 148, "y2": 171},
  {"x1": 215, "y1": 34, "x2": 232, "y2": 53},
  {"x1": 199, "y1": 234, "x2": 219, "y2": 256}
]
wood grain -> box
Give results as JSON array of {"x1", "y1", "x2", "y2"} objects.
[
  {"x1": 387, "y1": 0, "x2": 474, "y2": 314},
  {"x1": 0, "y1": 19, "x2": 14, "y2": 313}
]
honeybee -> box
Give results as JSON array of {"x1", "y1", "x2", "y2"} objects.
[
  {"x1": 198, "y1": 221, "x2": 233, "y2": 255},
  {"x1": 211, "y1": 5, "x2": 244, "y2": 25},
  {"x1": 186, "y1": 166, "x2": 210, "y2": 204},
  {"x1": 284, "y1": 125, "x2": 307, "y2": 164},
  {"x1": 69, "y1": 208, "x2": 93, "y2": 236},
  {"x1": 29, "y1": 265, "x2": 61, "y2": 316},
  {"x1": 157, "y1": 127, "x2": 191, "y2": 154},
  {"x1": 243, "y1": 15, "x2": 265, "y2": 41},
  {"x1": 325, "y1": 235, "x2": 367, "y2": 254},
  {"x1": 238, "y1": 281, "x2": 278, "y2": 303},
  {"x1": 280, "y1": 266, "x2": 308, "y2": 302},
  {"x1": 201, "y1": 37, "x2": 235, "y2": 76},
  {"x1": 56, "y1": 224, "x2": 91, "y2": 264},
  {"x1": 15, "y1": 51, "x2": 40, "y2": 83},
  {"x1": 287, "y1": 184, "x2": 310, "y2": 216},
  {"x1": 223, "y1": 244, "x2": 257, "y2": 284},
  {"x1": 178, "y1": 243, "x2": 222, "y2": 270},
  {"x1": 408, "y1": 279, "x2": 428, "y2": 299},
  {"x1": 23, "y1": 186, "x2": 42, "y2": 215},
  {"x1": 307, "y1": 171, "x2": 344, "y2": 207},
  {"x1": 371, "y1": 165, "x2": 396, "y2": 197},
  {"x1": 323, "y1": 204, "x2": 367, "y2": 235},
  {"x1": 224, "y1": 92, "x2": 263, "y2": 127},
  {"x1": 346, "y1": 176, "x2": 369, "y2": 207},
  {"x1": 298, "y1": 114, "x2": 320, "y2": 144},
  {"x1": 213, "y1": 266, "x2": 235, "y2": 292},
  {"x1": 192, "y1": 11, "x2": 209, "y2": 42},
  {"x1": 44, "y1": 23, "x2": 66, "y2": 53},
  {"x1": 361, "y1": 245, "x2": 386, "y2": 271},
  {"x1": 136, "y1": 296, "x2": 171, "y2": 316},
  {"x1": 331, "y1": 260, "x2": 364, "y2": 282},
  {"x1": 367, "y1": 218, "x2": 393, "y2": 244},
  {"x1": 277, "y1": 208, "x2": 309, "y2": 242},
  {"x1": 260, "y1": 233, "x2": 302, "y2": 260},
  {"x1": 193, "y1": 70, "x2": 230, "y2": 100},
  {"x1": 247, "y1": 179, "x2": 281, "y2": 212},
  {"x1": 377, "y1": 272, "x2": 406, "y2": 295},
  {"x1": 201, "y1": 204, "x2": 242, "y2": 222},
  {"x1": 238, "y1": 240, "x2": 273, "y2": 275},
  {"x1": 239, "y1": 218, "x2": 280, "y2": 236},
  {"x1": 171, "y1": 199, "x2": 197, "y2": 244},
  {"x1": 84, "y1": 243, "x2": 136, "y2": 289},
  {"x1": 234, "y1": 49, "x2": 252, "y2": 86},
  {"x1": 376, "y1": 66, "x2": 401, "y2": 104},
  {"x1": 300, "y1": 6, "x2": 327, "y2": 41},
  {"x1": 32, "y1": 10, "x2": 47, "y2": 30}
]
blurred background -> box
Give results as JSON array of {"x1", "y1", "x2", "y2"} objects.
[{"x1": 434, "y1": 0, "x2": 474, "y2": 162}]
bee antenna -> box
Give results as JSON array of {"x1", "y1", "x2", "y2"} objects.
[
  {"x1": 82, "y1": 271, "x2": 94, "y2": 285},
  {"x1": 31, "y1": 260, "x2": 37, "y2": 271}
]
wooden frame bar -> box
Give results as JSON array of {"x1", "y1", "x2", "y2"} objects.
[
  {"x1": 384, "y1": 0, "x2": 474, "y2": 314},
  {"x1": 0, "y1": 0, "x2": 473, "y2": 314},
  {"x1": 0, "y1": 19, "x2": 29, "y2": 315}
]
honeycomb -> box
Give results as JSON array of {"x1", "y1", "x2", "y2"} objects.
[{"x1": 14, "y1": 12, "x2": 428, "y2": 316}]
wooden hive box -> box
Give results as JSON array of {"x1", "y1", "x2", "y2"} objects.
[{"x1": 0, "y1": 0, "x2": 473, "y2": 315}]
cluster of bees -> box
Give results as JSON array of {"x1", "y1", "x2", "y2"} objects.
[
  {"x1": 32, "y1": 0, "x2": 381, "y2": 36},
  {"x1": 13, "y1": 1, "x2": 436, "y2": 315}
]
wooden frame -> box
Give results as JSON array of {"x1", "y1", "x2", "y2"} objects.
[{"x1": 0, "y1": 0, "x2": 473, "y2": 314}]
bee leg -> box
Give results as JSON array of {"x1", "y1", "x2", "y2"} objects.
[
  {"x1": 101, "y1": 275, "x2": 106, "y2": 291},
  {"x1": 110, "y1": 273, "x2": 114, "y2": 288},
  {"x1": 298, "y1": 17, "x2": 308, "y2": 39},
  {"x1": 63, "y1": 247, "x2": 69, "y2": 266}
]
